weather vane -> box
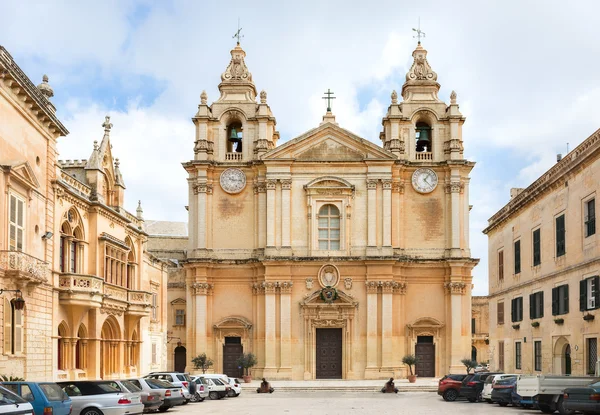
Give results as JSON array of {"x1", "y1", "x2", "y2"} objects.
[
  {"x1": 322, "y1": 89, "x2": 336, "y2": 112},
  {"x1": 233, "y1": 18, "x2": 244, "y2": 45},
  {"x1": 412, "y1": 17, "x2": 425, "y2": 44}
]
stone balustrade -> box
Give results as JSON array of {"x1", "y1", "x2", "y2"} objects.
[
  {"x1": 128, "y1": 290, "x2": 152, "y2": 306},
  {"x1": 415, "y1": 152, "x2": 433, "y2": 161},
  {"x1": 0, "y1": 250, "x2": 49, "y2": 283},
  {"x1": 59, "y1": 273, "x2": 104, "y2": 293},
  {"x1": 225, "y1": 152, "x2": 243, "y2": 161}
]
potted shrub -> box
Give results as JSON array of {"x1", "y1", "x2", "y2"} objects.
[
  {"x1": 512, "y1": 324, "x2": 520, "y2": 330},
  {"x1": 402, "y1": 354, "x2": 419, "y2": 383},
  {"x1": 236, "y1": 353, "x2": 257, "y2": 383},
  {"x1": 584, "y1": 313, "x2": 595, "y2": 321},
  {"x1": 460, "y1": 358, "x2": 478, "y2": 374},
  {"x1": 554, "y1": 318, "x2": 564, "y2": 325},
  {"x1": 191, "y1": 353, "x2": 213, "y2": 374},
  {"x1": 484, "y1": 338, "x2": 490, "y2": 345},
  {"x1": 531, "y1": 321, "x2": 540, "y2": 328}
]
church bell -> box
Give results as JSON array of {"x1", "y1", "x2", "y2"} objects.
[
  {"x1": 228, "y1": 128, "x2": 240, "y2": 143},
  {"x1": 416, "y1": 125, "x2": 431, "y2": 152}
]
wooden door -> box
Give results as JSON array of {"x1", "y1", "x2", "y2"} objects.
[
  {"x1": 415, "y1": 343, "x2": 435, "y2": 377},
  {"x1": 316, "y1": 328, "x2": 342, "y2": 379},
  {"x1": 223, "y1": 340, "x2": 243, "y2": 378}
]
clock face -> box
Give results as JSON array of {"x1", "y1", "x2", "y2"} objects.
[
  {"x1": 220, "y1": 168, "x2": 246, "y2": 194},
  {"x1": 412, "y1": 168, "x2": 438, "y2": 194}
]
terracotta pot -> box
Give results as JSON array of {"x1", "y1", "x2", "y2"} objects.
[
  {"x1": 407, "y1": 375, "x2": 417, "y2": 383},
  {"x1": 243, "y1": 375, "x2": 252, "y2": 383}
]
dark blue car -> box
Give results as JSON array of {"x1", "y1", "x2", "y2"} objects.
[{"x1": 2, "y1": 382, "x2": 71, "y2": 415}]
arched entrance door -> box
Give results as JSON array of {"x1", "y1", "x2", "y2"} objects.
[
  {"x1": 553, "y1": 336, "x2": 571, "y2": 375},
  {"x1": 174, "y1": 345, "x2": 186, "y2": 373},
  {"x1": 472, "y1": 346, "x2": 477, "y2": 362},
  {"x1": 100, "y1": 317, "x2": 121, "y2": 379},
  {"x1": 565, "y1": 345, "x2": 572, "y2": 375}
]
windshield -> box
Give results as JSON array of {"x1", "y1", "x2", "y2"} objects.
[
  {"x1": 146, "y1": 379, "x2": 174, "y2": 389},
  {"x1": 40, "y1": 384, "x2": 69, "y2": 402},
  {"x1": 121, "y1": 381, "x2": 141, "y2": 392},
  {"x1": 0, "y1": 386, "x2": 28, "y2": 405}
]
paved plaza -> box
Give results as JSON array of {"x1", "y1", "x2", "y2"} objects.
[{"x1": 176, "y1": 392, "x2": 540, "y2": 414}]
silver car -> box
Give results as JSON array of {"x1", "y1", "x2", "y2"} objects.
[
  {"x1": 58, "y1": 381, "x2": 143, "y2": 415},
  {"x1": 126, "y1": 379, "x2": 185, "y2": 412},
  {"x1": 106, "y1": 380, "x2": 161, "y2": 413}
]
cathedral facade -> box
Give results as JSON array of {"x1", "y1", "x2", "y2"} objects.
[{"x1": 180, "y1": 41, "x2": 478, "y2": 380}]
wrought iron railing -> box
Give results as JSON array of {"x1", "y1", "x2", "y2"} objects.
[{"x1": 0, "y1": 250, "x2": 49, "y2": 283}]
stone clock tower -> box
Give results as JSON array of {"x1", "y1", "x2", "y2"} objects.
[{"x1": 180, "y1": 40, "x2": 477, "y2": 380}]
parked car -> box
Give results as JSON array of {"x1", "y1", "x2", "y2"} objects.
[
  {"x1": 516, "y1": 374, "x2": 597, "y2": 413},
  {"x1": 459, "y1": 372, "x2": 502, "y2": 402},
  {"x1": 187, "y1": 377, "x2": 210, "y2": 402},
  {"x1": 0, "y1": 384, "x2": 34, "y2": 415},
  {"x1": 563, "y1": 379, "x2": 600, "y2": 414},
  {"x1": 437, "y1": 374, "x2": 468, "y2": 402},
  {"x1": 224, "y1": 378, "x2": 242, "y2": 397},
  {"x1": 144, "y1": 373, "x2": 195, "y2": 404},
  {"x1": 1, "y1": 382, "x2": 71, "y2": 415},
  {"x1": 474, "y1": 364, "x2": 490, "y2": 373},
  {"x1": 194, "y1": 376, "x2": 229, "y2": 400},
  {"x1": 127, "y1": 379, "x2": 185, "y2": 413},
  {"x1": 490, "y1": 376, "x2": 518, "y2": 407},
  {"x1": 57, "y1": 380, "x2": 143, "y2": 415},
  {"x1": 482, "y1": 374, "x2": 517, "y2": 403},
  {"x1": 103, "y1": 380, "x2": 161, "y2": 414}
]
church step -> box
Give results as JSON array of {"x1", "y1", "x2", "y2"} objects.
[{"x1": 240, "y1": 385, "x2": 437, "y2": 392}]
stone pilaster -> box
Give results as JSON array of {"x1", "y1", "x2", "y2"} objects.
[
  {"x1": 281, "y1": 179, "x2": 292, "y2": 249},
  {"x1": 382, "y1": 179, "x2": 392, "y2": 248},
  {"x1": 266, "y1": 180, "x2": 276, "y2": 248},
  {"x1": 366, "y1": 179, "x2": 377, "y2": 249},
  {"x1": 279, "y1": 281, "x2": 293, "y2": 375},
  {"x1": 365, "y1": 281, "x2": 379, "y2": 374},
  {"x1": 445, "y1": 281, "x2": 467, "y2": 373}
]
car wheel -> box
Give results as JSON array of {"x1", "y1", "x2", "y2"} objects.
[
  {"x1": 538, "y1": 403, "x2": 555, "y2": 414},
  {"x1": 557, "y1": 397, "x2": 574, "y2": 415},
  {"x1": 158, "y1": 407, "x2": 169, "y2": 413},
  {"x1": 227, "y1": 389, "x2": 236, "y2": 397},
  {"x1": 81, "y1": 409, "x2": 104, "y2": 415},
  {"x1": 182, "y1": 399, "x2": 189, "y2": 405},
  {"x1": 476, "y1": 391, "x2": 483, "y2": 402},
  {"x1": 467, "y1": 398, "x2": 476, "y2": 403},
  {"x1": 209, "y1": 391, "x2": 220, "y2": 400},
  {"x1": 190, "y1": 393, "x2": 199, "y2": 403},
  {"x1": 485, "y1": 399, "x2": 492, "y2": 404},
  {"x1": 443, "y1": 389, "x2": 459, "y2": 402},
  {"x1": 499, "y1": 402, "x2": 508, "y2": 407},
  {"x1": 199, "y1": 397, "x2": 205, "y2": 402}
]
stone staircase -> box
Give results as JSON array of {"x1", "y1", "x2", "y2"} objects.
[{"x1": 239, "y1": 378, "x2": 438, "y2": 393}]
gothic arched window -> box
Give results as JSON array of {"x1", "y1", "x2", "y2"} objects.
[{"x1": 318, "y1": 204, "x2": 340, "y2": 250}]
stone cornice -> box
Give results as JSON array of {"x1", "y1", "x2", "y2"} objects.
[{"x1": 484, "y1": 128, "x2": 600, "y2": 234}]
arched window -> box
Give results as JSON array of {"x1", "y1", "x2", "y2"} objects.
[
  {"x1": 318, "y1": 204, "x2": 340, "y2": 250},
  {"x1": 57, "y1": 322, "x2": 68, "y2": 370},
  {"x1": 415, "y1": 122, "x2": 432, "y2": 153},
  {"x1": 60, "y1": 209, "x2": 85, "y2": 274},
  {"x1": 125, "y1": 238, "x2": 136, "y2": 290},
  {"x1": 226, "y1": 121, "x2": 243, "y2": 153},
  {"x1": 75, "y1": 324, "x2": 87, "y2": 370}
]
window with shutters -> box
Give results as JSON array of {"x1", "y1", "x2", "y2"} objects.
[
  {"x1": 497, "y1": 301, "x2": 504, "y2": 325},
  {"x1": 498, "y1": 250, "x2": 504, "y2": 282},
  {"x1": 533, "y1": 228, "x2": 541, "y2": 266},
  {"x1": 534, "y1": 341, "x2": 542, "y2": 371},
  {"x1": 580, "y1": 276, "x2": 600, "y2": 311},
  {"x1": 585, "y1": 198, "x2": 596, "y2": 238},
  {"x1": 8, "y1": 193, "x2": 26, "y2": 252},
  {"x1": 514, "y1": 240, "x2": 521, "y2": 275},
  {"x1": 552, "y1": 284, "x2": 569, "y2": 315},
  {"x1": 104, "y1": 244, "x2": 127, "y2": 287},
  {"x1": 151, "y1": 343, "x2": 157, "y2": 365},
  {"x1": 530, "y1": 291, "x2": 544, "y2": 319},
  {"x1": 175, "y1": 309, "x2": 185, "y2": 326},
  {"x1": 471, "y1": 318, "x2": 476, "y2": 334},
  {"x1": 515, "y1": 341, "x2": 522, "y2": 370},
  {"x1": 556, "y1": 214, "x2": 566, "y2": 257},
  {"x1": 152, "y1": 293, "x2": 158, "y2": 321},
  {"x1": 511, "y1": 297, "x2": 523, "y2": 322},
  {"x1": 3, "y1": 298, "x2": 24, "y2": 355},
  {"x1": 587, "y1": 338, "x2": 597, "y2": 375},
  {"x1": 498, "y1": 341, "x2": 505, "y2": 371}
]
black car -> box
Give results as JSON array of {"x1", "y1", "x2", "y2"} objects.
[
  {"x1": 490, "y1": 376, "x2": 518, "y2": 407},
  {"x1": 563, "y1": 379, "x2": 600, "y2": 414},
  {"x1": 459, "y1": 372, "x2": 502, "y2": 402}
]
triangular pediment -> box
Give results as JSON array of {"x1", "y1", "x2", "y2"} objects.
[
  {"x1": 262, "y1": 123, "x2": 396, "y2": 162},
  {"x1": 213, "y1": 316, "x2": 253, "y2": 330},
  {"x1": 170, "y1": 298, "x2": 186, "y2": 305},
  {"x1": 300, "y1": 289, "x2": 358, "y2": 307},
  {"x1": 1, "y1": 161, "x2": 40, "y2": 189}
]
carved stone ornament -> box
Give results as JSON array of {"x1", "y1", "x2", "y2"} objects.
[
  {"x1": 305, "y1": 278, "x2": 313, "y2": 290},
  {"x1": 444, "y1": 282, "x2": 466, "y2": 295},
  {"x1": 221, "y1": 45, "x2": 253, "y2": 83},
  {"x1": 260, "y1": 90, "x2": 267, "y2": 104},
  {"x1": 450, "y1": 90, "x2": 457, "y2": 104},
  {"x1": 391, "y1": 90, "x2": 398, "y2": 104},
  {"x1": 344, "y1": 277, "x2": 353, "y2": 290},
  {"x1": 406, "y1": 44, "x2": 438, "y2": 82},
  {"x1": 220, "y1": 168, "x2": 247, "y2": 194},
  {"x1": 200, "y1": 90, "x2": 207, "y2": 105},
  {"x1": 444, "y1": 181, "x2": 464, "y2": 194},
  {"x1": 318, "y1": 264, "x2": 340, "y2": 288}
]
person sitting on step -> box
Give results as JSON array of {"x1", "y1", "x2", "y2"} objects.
[
  {"x1": 381, "y1": 377, "x2": 398, "y2": 393},
  {"x1": 257, "y1": 377, "x2": 275, "y2": 393}
]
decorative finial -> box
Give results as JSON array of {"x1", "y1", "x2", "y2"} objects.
[
  {"x1": 136, "y1": 200, "x2": 144, "y2": 220},
  {"x1": 93, "y1": 140, "x2": 99, "y2": 151},
  {"x1": 114, "y1": 158, "x2": 120, "y2": 168},
  {"x1": 37, "y1": 74, "x2": 54, "y2": 99},
  {"x1": 322, "y1": 89, "x2": 336, "y2": 112},
  {"x1": 450, "y1": 90, "x2": 457, "y2": 104},
  {"x1": 391, "y1": 90, "x2": 398, "y2": 104},
  {"x1": 412, "y1": 18, "x2": 425, "y2": 45},
  {"x1": 102, "y1": 115, "x2": 113, "y2": 134},
  {"x1": 200, "y1": 90, "x2": 207, "y2": 105},
  {"x1": 260, "y1": 90, "x2": 267, "y2": 104},
  {"x1": 232, "y1": 18, "x2": 244, "y2": 45}
]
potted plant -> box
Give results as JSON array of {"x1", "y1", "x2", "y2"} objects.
[
  {"x1": 402, "y1": 354, "x2": 419, "y2": 383},
  {"x1": 512, "y1": 324, "x2": 520, "y2": 330},
  {"x1": 554, "y1": 318, "x2": 564, "y2": 325},
  {"x1": 584, "y1": 313, "x2": 595, "y2": 321},
  {"x1": 460, "y1": 358, "x2": 478, "y2": 374},
  {"x1": 531, "y1": 321, "x2": 540, "y2": 328},
  {"x1": 484, "y1": 338, "x2": 490, "y2": 345},
  {"x1": 191, "y1": 353, "x2": 213, "y2": 374},
  {"x1": 236, "y1": 353, "x2": 257, "y2": 383}
]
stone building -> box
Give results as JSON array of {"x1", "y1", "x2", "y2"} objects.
[
  {"x1": 484, "y1": 129, "x2": 600, "y2": 375},
  {"x1": 178, "y1": 40, "x2": 478, "y2": 380},
  {"x1": 0, "y1": 46, "x2": 169, "y2": 380},
  {"x1": 471, "y1": 296, "x2": 489, "y2": 365}
]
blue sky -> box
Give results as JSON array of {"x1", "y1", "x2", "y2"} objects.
[{"x1": 2, "y1": 0, "x2": 600, "y2": 295}]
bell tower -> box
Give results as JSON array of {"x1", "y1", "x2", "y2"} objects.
[{"x1": 192, "y1": 42, "x2": 278, "y2": 163}]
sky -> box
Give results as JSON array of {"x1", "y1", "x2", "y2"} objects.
[{"x1": 2, "y1": 0, "x2": 600, "y2": 296}]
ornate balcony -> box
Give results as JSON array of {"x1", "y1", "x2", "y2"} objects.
[
  {"x1": 0, "y1": 250, "x2": 49, "y2": 285},
  {"x1": 58, "y1": 273, "x2": 104, "y2": 306},
  {"x1": 127, "y1": 290, "x2": 152, "y2": 316}
]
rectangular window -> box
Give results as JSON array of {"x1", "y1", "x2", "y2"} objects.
[
  {"x1": 515, "y1": 341, "x2": 522, "y2": 370},
  {"x1": 471, "y1": 318, "x2": 476, "y2": 334},
  {"x1": 581, "y1": 276, "x2": 600, "y2": 311},
  {"x1": 59, "y1": 237, "x2": 65, "y2": 273},
  {"x1": 556, "y1": 215, "x2": 566, "y2": 257},
  {"x1": 497, "y1": 302, "x2": 505, "y2": 325},
  {"x1": 152, "y1": 293, "x2": 158, "y2": 320},
  {"x1": 587, "y1": 338, "x2": 598, "y2": 375},
  {"x1": 175, "y1": 309, "x2": 185, "y2": 326},
  {"x1": 552, "y1": 284, "x2": 569, "y2": 315},
  {"x1": 530, "y1": 291, "x2": 544, "y2": 319},
  {"x1": 585, "y1": 199, "x2": 596, "y2": 237},
  {"x1": 4, "y1": 298, "x2": 23, "y2": 355},
  {"x1": 498, "y1": 341, "x2": 505, "y2": 372},
  {"x1": 70, "y1": 241, "x2": 77, "y2": 273},
  {"x1": 8, "y1": 193, "x2": 25, "y2": 251},
  {"x1": 533, "y1": 228, "x2": 541, "y2": 266},
  {"x1": 514, "y1": 240, "x2": 521, "y2": 274},
  {"x1": 498, "y1": 250, "x2": 504, "y2": 282},
  {"x1": 151, "y1": 343, "x2": 157, "y2": 365},
  {"x1": 511, "y1": 297, "x2": 523, "y2": 322},
  {"x1": 534, "y1": 341, "x2": 542, "y2": 371}
]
